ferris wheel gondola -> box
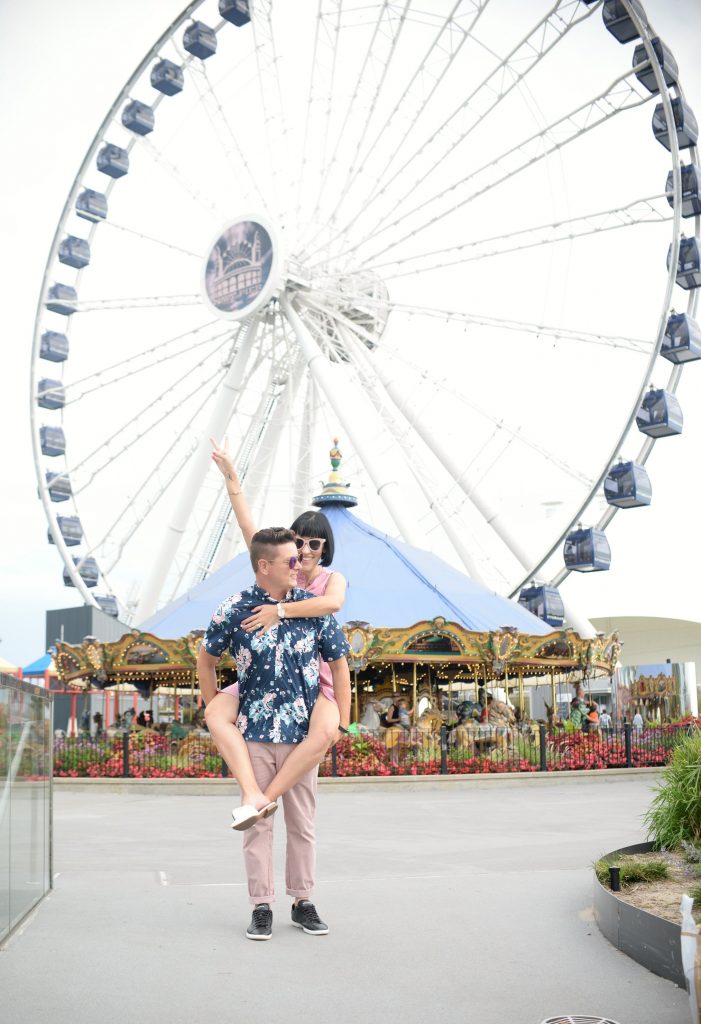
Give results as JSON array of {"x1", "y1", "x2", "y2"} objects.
[{"x1": 29, "y1": 0, "x2": 701, "y2": 629}]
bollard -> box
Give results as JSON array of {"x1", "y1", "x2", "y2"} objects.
[
  {"x1": 609, "y1": 865, "x2": 621, "y2": 892},
  {"x1": 624, "y1": 722, "x2": 632, "y2": 768},
  {"x1": 122, "y1": 728, "x2": 130, "y2": 778},
  {"x1": 221, "y1": 758, "x2": 229, "y2": 778},
  {"x1": 440, "y1": 725, "x2": 448, "y2": 774},
  {"x1": 331, "y1": 744, "x2": 338, "y2": 778},
  {"x1": 539, "y1": 723, "x2": 547, "y2": 772}
]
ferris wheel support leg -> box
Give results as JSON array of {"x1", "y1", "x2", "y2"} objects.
[
  {"x1": 293, "y1": 375, "x2": 318, "y2": 519},
  {"x1": 280, "y1": 294, "x2": 421, "y2": 545},
  {"x1": 212, "y1": 351, "x2": 307, "y2": 570},
  {"x1": 335, "y1": 320, "x2": 484, "y2": 581},
  {"x1": 134, "y1": 320, "x2": 259, "y2": 623},
  {"x1": 362, "y1": 345, "x2": 534, "y2": 571}
]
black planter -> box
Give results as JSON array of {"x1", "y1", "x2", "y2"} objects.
[{"x1": 593, "y1": 841, "x2": 685, "y2": 988}]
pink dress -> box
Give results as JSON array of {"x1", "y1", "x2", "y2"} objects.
[{"x1": 221, "y1": 568, "x2": 337, "y2": 704}]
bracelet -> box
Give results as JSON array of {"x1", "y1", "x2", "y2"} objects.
[{"x1": 338, "y1": 725, "x2": 349, "y2": 735}]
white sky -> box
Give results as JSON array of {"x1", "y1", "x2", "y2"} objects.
[{"x1": 1, "y1": 0, "x2": 701, "y2": 666}]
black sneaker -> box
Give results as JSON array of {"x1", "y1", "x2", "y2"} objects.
[
  {"x1": 291, "y1": 900, "x2": 329, "y2": 935},
  {"x1": 246, "y1": 903, "x2": 273, "y2": 941}
]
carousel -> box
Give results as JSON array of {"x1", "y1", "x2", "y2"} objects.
[{"x1": 55, "y1": 446, "x2": 621, "y2": 741}]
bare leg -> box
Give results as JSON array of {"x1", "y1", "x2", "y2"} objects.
[
  {"x1": 264, "y1": 695, "x2": 340, "y2": 803},
  {"x1": 204, "y1": 693, "x2": 270, "y2": 811}
]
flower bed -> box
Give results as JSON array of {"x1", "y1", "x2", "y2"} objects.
[{"x1": 53, "y1": 721, "x2": 701, "y2": 778}]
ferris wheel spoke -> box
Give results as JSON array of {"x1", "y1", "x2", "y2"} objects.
[
  {"x1": 248, "y1": 0, "x2": 293, "y2": 223},
  {"x1": 359, "y1": 194, "x2": 672, "y2": 279},
  {"x1": 306, "y1": 287, "x2": 652, "y2": 354},
  {"x1": 182, "y1": 57, "x2": 273, "y2": 217},
  {"x1": 137, "y1": 134, "x2": 226, "y2": 220},
  {"x1": 100, "y1": 218, "x2": 202, "y2": 259},
  {"x1": 60, "y1": 325, "x2": 232, "y2": 405},
  {"x1": 302, "y1": 0, "x2": 413, "y2": 237},
  {"x1": 302, "y1": 0, "x2": 490, "y2": 255},
  {"x1": 324, "y1": 69, "x2": 652, "y2": 267},
  {"x1": 84, "y1": 368, "x2": 233, "y2": 577},
  {"x1": 73, "y1": 294, "x2": 202, "y2": 312},
  {"x1": 308, "y1": 0, "x2": 597, "y2": 261},
  {"x1": 293, "y1": 0, "x2": 342, "y2": 236},
  {"x1": 70, "y1": 362, "x2": 229, "y2": 495},
  {"x1": 310, "y1": 296, "x2": 594, "y2": 488}
]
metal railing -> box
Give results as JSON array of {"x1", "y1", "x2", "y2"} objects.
[
  {"x1": 1, "y1": 673, "x2": 53, "y2": 943},
  {"x1": 52, "y1": 720, "x2": 692, "y2": 779}
]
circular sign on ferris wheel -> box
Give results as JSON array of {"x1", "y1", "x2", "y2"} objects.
[{"x1": 202, "y1": 216, "x2": 282, "y2": 320}]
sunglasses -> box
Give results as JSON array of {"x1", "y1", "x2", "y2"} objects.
[{"x1": 294, "y1": 537, "x2": 325, "y2": 551}]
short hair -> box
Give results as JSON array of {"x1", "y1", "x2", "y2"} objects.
[
  {"x1": 250, "y1": 527, "x2": 295, "y2": 573},
  {"x1": 289, "y1": 510, "x2": 335, "y2": 566}
]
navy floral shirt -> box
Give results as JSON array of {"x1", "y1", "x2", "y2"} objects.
[{"x1": 202, "y1": 584, "x2": 350, "y2": 744}]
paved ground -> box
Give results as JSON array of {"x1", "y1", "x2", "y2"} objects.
[{"x1": 1, "y1": 775, "x2": 689, "y2": 1024}]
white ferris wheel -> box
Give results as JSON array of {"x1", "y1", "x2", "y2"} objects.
[{"x1": 30, "y1": 0, "x2": 701, "y2": 628}]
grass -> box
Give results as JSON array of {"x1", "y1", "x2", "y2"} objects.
[
  {"x1": 645, "y1": 732, "x2": 701, "y2": 849},
  {"x1": 594, "y1": 855, "x2": 670, "y2": 887}
]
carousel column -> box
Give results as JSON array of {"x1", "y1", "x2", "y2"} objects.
[
  {"x1": 684, "y1": 663, "x2": 699, "y2": 718},
  {"x1": 412, "y1": 663, "x2": 417, "y2": 723},
  {"x1": 550, "y1": 671, "x2": 557, "y2": 728}
]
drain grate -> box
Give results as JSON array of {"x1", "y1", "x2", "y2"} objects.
[{"x1": 540, "y1": 1017, "x2": 622, "y2": 1024}]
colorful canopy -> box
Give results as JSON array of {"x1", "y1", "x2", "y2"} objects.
[{"x1": 23, "y1": 653, "x2": 57, "y2": 676}]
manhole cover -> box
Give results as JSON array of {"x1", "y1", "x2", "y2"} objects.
[{"x1": 540, "y1": 1018, "x2": 622, "y2": 1024}]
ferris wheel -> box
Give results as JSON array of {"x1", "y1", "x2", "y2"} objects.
[{"x1": 30, "y1": 0, "x2": 701, "y2": 629}]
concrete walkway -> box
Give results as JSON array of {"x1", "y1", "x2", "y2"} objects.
[{"x1": 1, "y1": 775, "x2": 689, "y2": 1024}]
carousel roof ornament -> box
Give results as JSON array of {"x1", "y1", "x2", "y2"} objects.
[{"x1": 312, "y1": 438, "x2": 358, "y2": 508}]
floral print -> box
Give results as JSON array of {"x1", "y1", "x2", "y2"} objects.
[{"x1": 203, "y1": 583, "x2": 349, "y2": 744}]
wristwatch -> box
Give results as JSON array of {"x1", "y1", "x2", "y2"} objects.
[{"x1": 277, "y1": 602, "x2": 286, "y2": 619}]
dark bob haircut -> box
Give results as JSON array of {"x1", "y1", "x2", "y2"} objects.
[{"x1": 289, "y1": 510, "x2": 335, "y2": 567}]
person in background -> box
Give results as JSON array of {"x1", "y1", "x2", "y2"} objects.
[
  {"x1": 632, "y1": 708, "x2": 644, "y2": 732},
  {"x1": 569, "y1": 698, "x2": 586, "y2": 729},
  {"x1": 396, "y1": 697, "x2": 414, "y2": 729},
  {"x1": 599, "y1": 706, "x2": 613, "y2": 732}
]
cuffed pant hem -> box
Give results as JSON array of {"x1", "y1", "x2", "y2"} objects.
[{"x1": 286, "y1": 887, "x2": 313, "y2": 900}]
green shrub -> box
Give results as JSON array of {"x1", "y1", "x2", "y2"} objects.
[
  {"x1": 645, "y1": 732, "x2": 701, "y2": 849},
  {"x1": 594, "y1": 855, "x2": 669, "y2": 886}
]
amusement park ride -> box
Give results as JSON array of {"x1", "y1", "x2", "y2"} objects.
[{"x1": 31, "y1": 0, "x2": 700, "y2": 636}]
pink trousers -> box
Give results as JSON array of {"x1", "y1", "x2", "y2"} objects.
[{"x1": 243, "y1": 741, "x2": 318, "y2": 906}]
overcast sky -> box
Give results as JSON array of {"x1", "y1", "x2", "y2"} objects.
[{"x1": 1, "y1": 0, "x2": 700, "y2": 667}]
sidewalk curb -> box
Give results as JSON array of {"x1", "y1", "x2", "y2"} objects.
[{"x1": 53, "y1": 766, "x2": 663, "y2": 793}]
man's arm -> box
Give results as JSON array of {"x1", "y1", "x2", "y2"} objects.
[
  {"x1": 197, "y1": 645, "x2": 221, "y2": 706},
  {"x1": 328, "y1": 657, "x2": 351, "y2": 730}
]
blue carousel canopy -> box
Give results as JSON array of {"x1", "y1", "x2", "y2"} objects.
[{"x1": 141, "y1": 504, "x2": 552, "y2": 639}]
